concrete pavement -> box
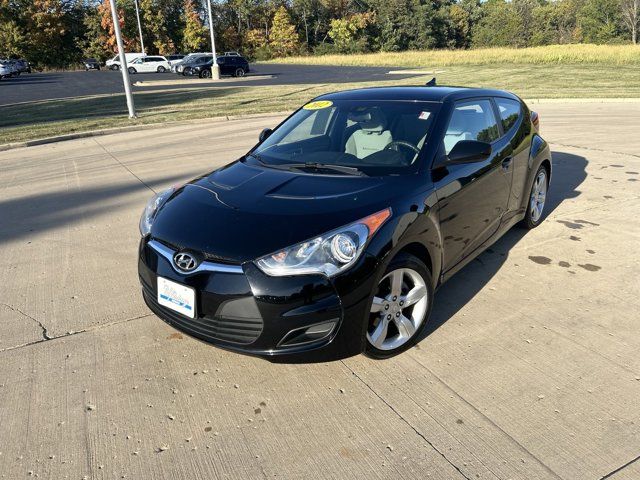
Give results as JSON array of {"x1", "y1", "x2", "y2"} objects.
[{"x1": 0, "y1": 103, "x2": 639, "y2": 479}]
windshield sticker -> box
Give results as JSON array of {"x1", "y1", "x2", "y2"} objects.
[
  {"x1": 303, "y1": 100, "x2": 333, "y2": 110},
  {"x1": 418, "y1": 111, "x2": 431, "y2": 120}
]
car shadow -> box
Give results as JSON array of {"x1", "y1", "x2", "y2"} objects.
[
  {"x1": 268, "y1": 150, "x2": 588, "y2": 364},
  {"x1": 0, "y1": 173, "x2": 192, "y2": 245}
]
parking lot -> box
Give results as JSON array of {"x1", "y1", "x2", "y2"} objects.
[
  {"x1": 0, "y1": 64, "x2": 418, "y2": 106},
  {"x1": 0, "y1": 101, "x2": 639, "y2": 479}
]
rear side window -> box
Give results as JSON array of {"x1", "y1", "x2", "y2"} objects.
[
  {"x1": 444, "y1": 100, "x2": 500, "y2": 154},
  {"x1": 496, "y1": 98, "x2": 522, "y2": 133}
]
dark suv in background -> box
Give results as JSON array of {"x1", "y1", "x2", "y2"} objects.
[{"x1": 190, "y1": 55, "x2": 250, "y2": 78}]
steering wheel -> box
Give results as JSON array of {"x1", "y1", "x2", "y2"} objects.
[{"x1": 384, "y1": 141, "x2": 420, "y2": 154}]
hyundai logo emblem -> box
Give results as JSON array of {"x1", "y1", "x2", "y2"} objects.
[{"x1": 173, "y1": 252, "x2": 198, "y2": 272}]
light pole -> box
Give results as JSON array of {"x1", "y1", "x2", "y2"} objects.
[
  {"x1": 205, "y1": 0, "x2": 220, "y2": 79},
  {"x1": 133, "y1": 0, "x2": 145, "y2": 55},
  {"x1": 108, "y1": 0, "x2": 136, "y2": 118}
]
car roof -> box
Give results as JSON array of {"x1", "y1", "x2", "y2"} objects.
[{"x1": 316, "y1": 86, "x2": 520, "y2": 103}]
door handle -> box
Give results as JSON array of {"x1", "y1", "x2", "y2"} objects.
[{"x1": 501, "y1": 157, "x2": 513, "y2": 171}]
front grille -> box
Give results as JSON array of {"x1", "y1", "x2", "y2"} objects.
[
  {"x1": 142, "y1": 285, "x2": 262, "y2": 345},
  {"x1": 154, "y1": 238, "x2": 238, "y2": 265}
]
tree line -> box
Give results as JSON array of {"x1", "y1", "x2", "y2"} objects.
[{"x1": 1, "y1": 0, "x2": 638, "y2": 69}]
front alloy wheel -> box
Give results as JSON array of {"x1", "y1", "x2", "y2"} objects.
[
  {"x1": 365, "y1": 253, "x2": 432, "y2": 358},
  {"x1": 234, "y1": 67, "x2": 246, "y2": 77},
  {"x1": 128, "y1": 67, "x2": 136, "y2": 74},
  {"x1": 200, "y1": 69, "x2": 212, "y2": 79}
]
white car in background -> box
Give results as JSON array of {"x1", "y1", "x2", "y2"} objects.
[
  {"x1": 106, "y1": 52, "x2": 145, "y2": 70},
  {"x1": 127, "y1": 55, "x2": 170, "y2": 74},
  {"x1": 0, "y1": 59, "x2": 17, "y2": 78}
]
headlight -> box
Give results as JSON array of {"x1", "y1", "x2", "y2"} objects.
[
  {"x1": 139, "y1": 187, "x2": 175, "y2": 236},
  {"x1": 255, "y1": 208, "x2": 391, "y2": 277}
]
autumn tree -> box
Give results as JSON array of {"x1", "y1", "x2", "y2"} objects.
[
  {"x1": 328, "y1": 12, "x2": 373, "y2": 53},
  {"x1": 182, "y1": 0, "x2": 207, "y2": 51},
  {"x1": 244, "y1": 28, "x2": 269, "y2": 59},
  {"x1": 24, "y1": 0, "x2": 67, "y2": 67},
  {"x1": 269, "y1": 5, "x2": 300, "y2": 56}
]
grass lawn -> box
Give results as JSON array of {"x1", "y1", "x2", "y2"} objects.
[
  {"x1": 267, "y1": 44, "x2": 640, "y2": 67},
  {"x1": 2, "y1": 60, "x2": 640, "y2": 145}
]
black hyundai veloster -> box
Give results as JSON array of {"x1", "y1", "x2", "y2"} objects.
[{"x1": 138, "y1": 86, "x2": 551, "y2": 359}]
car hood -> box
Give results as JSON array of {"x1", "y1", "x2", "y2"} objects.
[{"x1": 151, "y1": 161, "x2": 408, "y2": 263}]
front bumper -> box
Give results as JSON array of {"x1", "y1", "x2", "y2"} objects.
[{"x1": 138, "y1": 238, "x2": 371, "y2": 357}]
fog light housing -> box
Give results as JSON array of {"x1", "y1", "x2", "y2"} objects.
[{"x1": 277, "y1": 320, "x2": 338, "y2": 348}]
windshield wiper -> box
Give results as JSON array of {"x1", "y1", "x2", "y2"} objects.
[
  {"x1": 243, "y1": 152, "x2": 268, "y2": 166},
  {"x1": 280, "y1": 162, "x2": 367, "y2": 176}
]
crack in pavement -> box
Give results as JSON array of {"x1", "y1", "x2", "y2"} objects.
[
  {"x1": 600, "y1": 453, "x2": 640, "y2": 479},
  {"x1": 408, "y1": 354, "x2": 562, "y2": 479},
  {"x1": 92, "y1": 137, "x2": 157, "y2": 193},
  {"x1": 340, "y1": 360, "x2": 473, "y2": 480},
  {"x1": 0, "y1": 311, "x2": 154, "y2": 353},
  {"x1": 2, "y1": 303, "x2": 51, "y2": 341}
]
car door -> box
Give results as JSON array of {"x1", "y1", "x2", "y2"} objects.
[
  {"x1": 147, "y1": 57, "x2": 160, "y2": 72},
  {"x1": 494, "y1": 97, "x2": 531, "y2": 215},
  {"x1": 217, "y1": 57, "x2": 230, "y2": 75},
  {"x1": 434, "y1": 98, "x2": 513, "y2": 273}
]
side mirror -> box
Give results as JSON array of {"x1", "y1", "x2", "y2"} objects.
[
  {"x1": 447, "y1": 140, "x2": 492, "y2": 165},
  {"x1": 259, "y1": 128, "x2": 273, "y2": 143}
]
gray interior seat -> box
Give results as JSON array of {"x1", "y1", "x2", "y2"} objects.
[
  {"x1": 444, "y1": 111, "x2": 474, "y2": 154},
  {"x1": 345, "y1": 109, "x2": 392, "y2": 159}
]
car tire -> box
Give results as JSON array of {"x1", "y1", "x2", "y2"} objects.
[
  {"x1": 520, "y1": 164, "x2": 549, "y2": 230},
  {"x1": 128, "y1": 67, "x2": 136, "y2": 74},
  {"x1": 112, "y1": 65, "x2": 120, "y2": 71},
  {"x1": 157, "y1": 66, "x2": 166, "y2": 73},
  {"x1": 364, "y1": 252, "x2": 433, "y2": 359},
  {"x1": 234, "y1": 67, "x2": 245, "y2": 77},
  {"x1": 200, "y1": 69, "x2": 212, "y2": 79}
]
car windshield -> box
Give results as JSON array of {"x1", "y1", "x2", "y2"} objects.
[{"x1": 250, "y1": 99, "x2": 440, "y2": 175}]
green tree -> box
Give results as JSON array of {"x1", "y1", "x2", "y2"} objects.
[
  {"x1": 269, "y1": 6, "x2": 300, "y2": 56},
  {"x1": 578, "y1": 0, "x2": 623, "y2": 43},
  {"x1": 472, "y1": 0, "x2": 523, "y2": 47},
  {"x1": 0, "y1": 19, "x2": 26, "y2": 57},
  {"x1": 620, "y1": 0, "x2": 639, "y2": 43},
  {"x1": 140, "y1": 0, "x2": 174, "y2": 53},
  {"x1": 182, "y1": 0, "x2": 207, "y2": 51},
  {"x1": 80, "y1": 5, "x2": 111, "y2": 61}
]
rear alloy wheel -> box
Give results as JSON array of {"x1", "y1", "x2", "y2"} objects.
[
  {"x1": 521, "y1": 165, "x2": 549, "y2": 229},
  {"x1": 234, "y1": 67, "x2": 245, "y2": 77},
  {"x1": 200, "y1": 69, "x2": 212, "y2": 79},
  {"x1": 157, "y1": 66, "x2": 166, "y2": 73},
  {"x1": 365, "y1": 253, "x2": 433, "y2": 358},
  {"x1": 128, "y1": 67, "x2": 136, "y2": 74}
]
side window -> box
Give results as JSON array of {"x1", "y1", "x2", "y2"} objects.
[
  {"x1": 495, "y1": 98, "x2": 522, "y2": 133},
  {"x1": 444, "y1": 100, "x2": 500, "y2": 154}
]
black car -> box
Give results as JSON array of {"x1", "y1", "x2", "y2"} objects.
[
  {"x1": 138, "y1": 85, "x2": 551, "y2": 359},
  {"x1": 192, "y1": 55, "x2": 250, "y2": 78},
  {"x1": 83, "y1": 58, "x2": 100, "y2": 71}
]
